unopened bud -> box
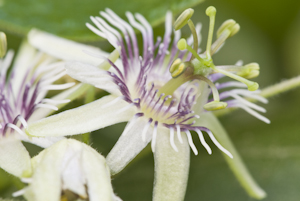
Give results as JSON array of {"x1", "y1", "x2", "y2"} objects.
[
  {"x1": 0, "y1": 32, "x2": 7, "y2": 58},
  {"x1": 174, "y1": 8, "x2": 194, "y2": 31}
]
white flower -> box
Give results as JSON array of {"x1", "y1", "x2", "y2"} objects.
[
  {"x1": 0, "y1": 40, "x2": 77, "y2": 177},
  {"x1": 26, "y1": 7, "x2": 268, "y2": 200},
  {"x1": 13, "y1": 139, "x2": 121, "y2": 201}
]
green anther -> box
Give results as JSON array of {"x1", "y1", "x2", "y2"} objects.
[
  {"x1": 170, "y1": 58, "x2": 188, "y2": 78},
  {"x1": 217, "y1": 19, "x2": 240, "y2": 38},
  {"x1": 174, "y1": 8, "x2": 194, "y2": 31},
  {"x1": 177, "y1": 38, "x2": 187, "y2": 50},
  {"x1": 247, "y1": 82, "x2": 259, "y2": 91},
  {"x1": 237, "y1": 63, "x2": 260, "y2": 79},
  {"x1": 204, "y1": 101, "x2": 227, "y2": 111},
  {"x1": 0, "y1": 32, "x2": 7, "y2": 58}
]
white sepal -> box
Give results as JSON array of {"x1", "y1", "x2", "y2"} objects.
[
  {"x1": 153, "y1": 126, "x2": 190, "y2": 201},
  {"x1": 106, "y1": 117, "x2": 152, "y2": 175},
  {"x1": 0, "y1": 137, "x2": 32, "y2": 178}
]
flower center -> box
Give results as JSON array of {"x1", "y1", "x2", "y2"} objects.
[{"x1": 158, "y1": 6, "x2": 260, "y2": 111}]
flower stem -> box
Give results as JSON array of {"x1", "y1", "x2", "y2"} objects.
[{"x1": 196, "y1": 112, "x2": 267, "y2": 199}]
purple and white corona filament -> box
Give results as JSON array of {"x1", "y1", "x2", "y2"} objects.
[{"x1": 0, "y1": 49, "x2": 73, "y2": 140}]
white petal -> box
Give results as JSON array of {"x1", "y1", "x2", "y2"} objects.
[
  {"x1": 26, "y1": 95, "x2": 135, "y2": 137},
  {"x1": 28, "y1": 29, "x2": 109, "y2": 66},
  {"x1": 65, "y1": 61, "x2": 121, "y2": 95},
  {"x1": 24, "y1": 140, "x2": 68, "y2": 201},
  {"x1": 61, "y1": 142, "x2": 87, "y2": 198},
  {"x1": 0, "y1": 137, "x2": 32, "y2": 177},
  {"x1": 153, "y1": 126, "x2": 190, "y2": 201},
  {"x1": 82, "y1": 143, "x2": 114, "y2": 201},
  {"x1": 106, "y1": 117, "x2": 152, "y2": 175}
]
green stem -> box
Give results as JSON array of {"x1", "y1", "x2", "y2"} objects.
[
  {"x1": 260, "y1": 75, "x2": 300, "y2": 98},
  {"x1": 196, "y1": 112, "x2": 266, "y2": 199}
]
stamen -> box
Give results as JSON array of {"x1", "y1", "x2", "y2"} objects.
[
  {"x1": 6, "y1": 123, "x2": 26, "y2": 137},
  {"x1": 192, "y1": 75, "x2": 227, "y2": 111},
  {"x1": 174, "y1": 8, "x2": 194, "y2": 30},
  {"x1": 17, "y1": 115, "x2": 28, "y2": 128},
  {"x1": 212, "y1": 66, "x2": 259, "y2": 91},
  {"x1": 123, "y1": 114, "x2": 142, "y2": 136},
  {"x1": 235, "y1": 104, "x2": 270, "y2": 124},
  {"x1": 177, "y1": 39, "x2": 205, "y2": 63},
  {"x1": 12, "y1": 189, "x2": 26, "y2": 197},
  {"x1": 205, "y1": 129, "x2": 233, "y2": 158},
  {"x1": 21, "y1": 178, "x2": 33, "y2": 183},
  {"x1": 229, "y1": 93, "x2": 266, "y2": 112},
  {"x1": 41, "y1": 99, "x2": 71, "y2": 104},
  {"x1": 216, "y1": 19, "x2": 240, "y2": 39},
  {"x1": 185, "y1": 130, "x2": 198, "y2": 155},
  {"x1": 151, "y1": 121, "x2": 158, "y2": 152},
  {"x1": 169, "y1": 127, "x2": 178, "y2": 152},
  {"x1": 205, "y1": 6, "x2": 217, "y2": 59},
  {"x1": 100, "y1": 96, "x2": 125, "y2": 108},
  {"x1": 115, "y1": 102, "x2": 135, "y2": 114},
  {"x1": 142, "y1": 118, "x2": 152, "y2": 142},
  {"x1": 176, "y1": 125, "x2": 183, "y2": 143},
  {"x1": 195, "y1": 129, "x2": 212, "y2": 154},
  {"x1": 35, "y1": 103, "x2": 58, "y2": 111},
  {"x1": 40, "y1": 83, "x2": 75, "y2": 91}
]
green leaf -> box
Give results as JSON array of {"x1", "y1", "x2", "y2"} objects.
[{"x1": 0, "y1": 0, "x2": 204, "y2": 42}]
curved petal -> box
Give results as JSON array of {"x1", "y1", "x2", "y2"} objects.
[
  {"x1": 26, "y1": 95, "x2": 135, "y2": 137},
  {"x1": 106, "y1": 117, "x2": 153, "y2": 175},
  {"x1": 82, "y1": 143, "x2": 114, "y2": 201},
  {"x1": 153, "y1": 126, "x2": 190, "y2": 201},
  {"x1": 195, "y1": 112, "x2": 266, "y2": 199},
  {"x1": 28, "y1": 29, "x2": 109, "y2": 66},
  {"x1": 0, "y1": 137, "x2": 32, "y2": 177},
  {"x1": 65, "y1": 61, "x2": 121, "y2": 96}
]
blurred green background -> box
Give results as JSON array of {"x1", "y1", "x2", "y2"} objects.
[{"x1": 1, "y1": 0, "x2": 300, "y2": 200}]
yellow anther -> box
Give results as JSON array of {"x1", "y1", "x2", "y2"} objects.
[
  {"x1": 217, "y1": 19, "x2": 240, "y2": 38},
  {"x1": 206, "y1": 6, "x2": 216, "y2": 17},
  {"x1": 170, "y1": 58, "x2": 189, "y2": 78},
  {"x1": 174, "y1": 8, "x2": 194, "y2": 31},
  {"x1": 204, "y1": 101, "x2": 227, "y2": 111},
  {"x1": 0, "y1": 32, "x2": 7, "y2": 58},
  {"x1": 177, "y1": 38, "x2": 187, "y2": 51}
]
